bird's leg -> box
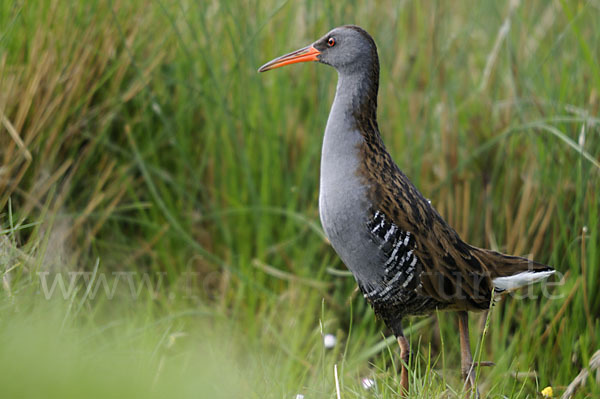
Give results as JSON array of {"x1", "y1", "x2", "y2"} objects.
[
  {"x1": 397, "y1": 335, "x2": 410, "y2": 397},
  {"x1": 458, "y1": 311, "x2": 479, "y2": 397}
]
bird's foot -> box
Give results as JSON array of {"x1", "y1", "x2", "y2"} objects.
[
  {"x1": 461, "y1": 363, "x2": 479, "y2": 398},
  {"x1": 461, "y1": 361, "x2": 494, "y2": 398}
]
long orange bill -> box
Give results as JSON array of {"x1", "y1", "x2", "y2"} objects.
[{"x1": 258, "y1": 45, "x2": 320, "y2": 72}]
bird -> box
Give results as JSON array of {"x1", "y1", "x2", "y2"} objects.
[{"x1": 258, "y1": 25, "x2": 554, "y2": 396}]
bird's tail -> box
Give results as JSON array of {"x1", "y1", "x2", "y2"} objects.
[{"x1": 478, "y1": 249, "x2": 554, "y2": 291}]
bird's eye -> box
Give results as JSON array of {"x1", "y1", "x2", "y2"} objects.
[{"x1": 327, "y1": 37, "x2": 335, "y2": 47}]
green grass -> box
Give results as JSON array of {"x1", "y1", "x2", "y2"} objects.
[{"x1": 1, "y1": 0, "x2": 599, "y2": 397}]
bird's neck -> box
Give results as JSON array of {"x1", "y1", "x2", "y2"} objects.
[
  {"x1": 326, "y1": 65, "x2": 380, "y2": 141},
  {"x1": 321, "y1": 65, "x2": 386, "y2": 174},
  {"x1": 334, "y1": 66, "x2": 380, "y2": 134},
  {"x1": 320, "y1": 66, "x2": 385, "y2": 205}
]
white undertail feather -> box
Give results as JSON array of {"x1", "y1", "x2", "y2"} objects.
[{"x1": 492, "y1": 270, "x2": 555, "y2": 291}]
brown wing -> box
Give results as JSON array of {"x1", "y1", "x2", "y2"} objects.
[
  {"x1": 387, "y1": 178, "x2": 493, "y2": 310},
  {"x1": 354, "y1": 116, "x2": 553, "y2": 310},
  {"x1": 358, "y1": 142, "x2": 494, "y2": 310}
]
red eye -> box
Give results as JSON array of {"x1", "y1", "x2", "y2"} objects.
[{"x1": 327, "y1": 37, "x2": 335, "y2": 47}]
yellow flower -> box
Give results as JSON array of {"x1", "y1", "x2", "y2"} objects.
[{"x1": 541, "y1": 386, "x2": 553, "y2": 398}]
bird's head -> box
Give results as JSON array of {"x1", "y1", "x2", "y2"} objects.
[{"x1": 258, "y1": 25, "x2": 378, "y2": 76}]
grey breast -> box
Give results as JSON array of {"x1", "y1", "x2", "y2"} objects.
[{"x1": 317, "y1": 91, "x2": 388, "y2": 286}]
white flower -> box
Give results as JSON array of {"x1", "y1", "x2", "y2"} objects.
[
  {"x1": 323, "y1": 334, "x2": 337, "y2": 349},
  {"x1": 361, "y1": 378, "x2": 376, "y2": 390}
]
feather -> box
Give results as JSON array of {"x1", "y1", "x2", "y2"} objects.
[
  {"x1": 493, "y1": 270, "x2": 555, "y2": 291},
  {"x1": 356, "y1": 115, "x2": 554, "y2": 316}
]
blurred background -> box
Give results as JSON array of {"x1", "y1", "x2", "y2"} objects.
[{"x1": 1, "y1": 0, "x2": 599, "y2": 397}]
